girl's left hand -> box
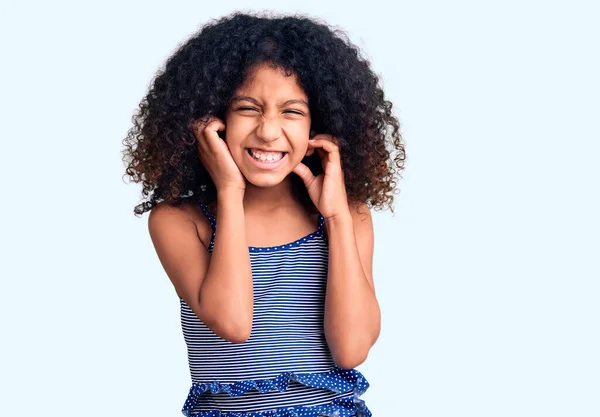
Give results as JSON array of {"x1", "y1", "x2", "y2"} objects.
[{"x1": 292, "y1": 134, "x2": 350, "y2": 220}]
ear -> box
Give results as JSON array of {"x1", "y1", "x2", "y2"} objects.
[{"x1": 306, "y1": 129, "x2": 317, "y2": 156}]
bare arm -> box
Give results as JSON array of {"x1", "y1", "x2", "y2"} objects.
[
  {"x1": 324, "y1": 202, "x2": 380, "y2": 369},
  {"x1": 199, "y1": 188, "x2": 253, "y2": 341},
  {"x1": 148, "y1": 188, "x2": 253, "y2": 343}
]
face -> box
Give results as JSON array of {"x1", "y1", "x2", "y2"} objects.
[{"x1": 224, "y1": 64, "x2": 312, "y2": 188}]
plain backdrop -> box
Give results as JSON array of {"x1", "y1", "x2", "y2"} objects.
[{"x1": 1, "y1": 1, "x2": 598, "y2": 416}]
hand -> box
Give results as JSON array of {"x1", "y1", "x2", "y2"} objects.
[
  {"x1": 292, "y1": 134, "x2": 350, "y2": 220},
  {"x1": 194, "y1": 116, "x2": 246, "y2": 192}
]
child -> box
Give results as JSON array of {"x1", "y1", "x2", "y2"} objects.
[{"x1": 122, "y1": 11, "x2": 405, "y2": 417}]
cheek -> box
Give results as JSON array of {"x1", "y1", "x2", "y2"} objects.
[
  {"x1": 223, "y1": 115, "x2": 243, "y2": 140},
  {"x1": 223, "y1": 126, "x2": 244, "y2": 149},
  {"x1": 222, "y1": 136, "x2": 246, "y2": 164},
  {"x1": 291, "y1": 145, "x2": 311, "y2": 165},
  {"x1": 300, "y1": 141, "x2": 311, "y2": 156}
]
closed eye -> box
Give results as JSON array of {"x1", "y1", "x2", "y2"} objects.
[{"x1": 237, "y1": 107, "x2": 304, "y2": 115}]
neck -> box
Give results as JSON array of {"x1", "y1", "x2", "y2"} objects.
[{"x1": 242, "y1": 175, "x2": 298, "y2": 213}]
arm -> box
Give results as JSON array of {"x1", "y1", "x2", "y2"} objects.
[
  {"x1": 324, "y1": 201, "x2": 380, "y2": 369},
  {"x1": 148, "y1": 188, "x2": 253, "y2": 343}
]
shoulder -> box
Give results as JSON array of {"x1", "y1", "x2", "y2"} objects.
[
  {"x1": 148, "y1": 199, "x2": 195, "y2": 225},
  {"x1": 148, "y1": 199, "x2": 212, "y2": 249},
  {"x1": 347, "y1": 201, "x2": 375, "y2": 285},
  {"x1": 348, "y1": 201, "x2": 372, "y2": 224},
  {"x1": 322, "y1": 201, "x2": 373, "y2": 241},
  {"x1": 348, "y1": 201, "x2": 374, "y2": 251}
]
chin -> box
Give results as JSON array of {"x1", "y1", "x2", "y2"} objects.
[{"x1": 243, "y1": 173, "x2": 288, "y2": 189}]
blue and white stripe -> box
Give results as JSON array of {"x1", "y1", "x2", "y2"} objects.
[{"x1": 178, "y1": 202, "x2": 370, "y2": 416}]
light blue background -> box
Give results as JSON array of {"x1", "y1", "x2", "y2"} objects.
[{"x1": 1, "y1": 1, "x2": 598, "y2": 416}]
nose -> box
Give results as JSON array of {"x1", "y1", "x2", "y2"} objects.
[{"x1": 256, "y1": 114, "x2": 282, "y2": 142}]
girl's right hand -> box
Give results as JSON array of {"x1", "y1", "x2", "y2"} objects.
[{"x1": 194, "y1": 116, "x2": 246, "y2": 192}]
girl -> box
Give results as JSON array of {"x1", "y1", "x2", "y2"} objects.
[{"x1": 122, "y1": 11, "x2": 405, "y2": 417}]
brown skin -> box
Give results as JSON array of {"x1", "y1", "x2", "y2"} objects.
[
  {"x1": 149, "y1": 64, "x2": 379, "y2": 367},
  {"x1": 220, "y1": 63, "x2": 314, "y2": 211},
  {"x1": 193, "y1": 63, "x2": 322, "y2": 246}
]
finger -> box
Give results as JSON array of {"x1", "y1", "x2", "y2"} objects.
[
  {"x1": 311, "y1": 133, "x2": 337, "y2": 143},
  {"x1": 292, "y1": 162, "x2": 316, "y2": 187},
  {"x1": 194, "y1": 116, "x2": 225, "y2": 141},
  {"x1": 205, "y1": 118, "x2": 226, "y2": 136},
  {"x1": 193, "y1": 116, "x2": 212, "y2": 136},
  {"x1": 308, "y1": 139, "x2": 341, "y2": 166},
  {"x1": 308, "y1": 138, "x2": 340, "y2": 153},
  {"x1": 195, "y1": 117, "x2": 227, "y2": 155}
]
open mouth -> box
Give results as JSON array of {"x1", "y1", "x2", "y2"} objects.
[
  {"x1": 245, "y1": 148, "x2": 288, "y2": 170},
  {"x1": 246, "y1": 148, "x2": 287, "y2": 163}
]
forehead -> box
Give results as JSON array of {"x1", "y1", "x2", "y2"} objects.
[{"x1": 235, "y1": 64, "x2": 307, "y2": 100}]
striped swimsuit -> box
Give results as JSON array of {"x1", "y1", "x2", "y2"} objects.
[{"x1": 179, "y1": 202, "x2": 372, "y2": 417}]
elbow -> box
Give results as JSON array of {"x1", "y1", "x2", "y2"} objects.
[
  {"x1": 197, "y1": 303, "x2": 253, "y2": 343},
  {"x1": 211, "y1": 314, "x2": 253, "y2": 343},
  {"x1": 332, "y1": 347, "x2": 369, "y2": 370},
  {"x1": 223, "y1": 333, "x2": 251, "y2": 344},
  {"x1": 329, "y1": 321, "x2": 380, "y2": 369},
  {"x1": 207, "y1": 317, "x2": 253, "y2": 343},
  {"x1": 223, "y1": 322, "x2": 252, "y2": 343}
]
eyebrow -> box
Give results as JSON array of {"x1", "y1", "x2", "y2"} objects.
[{"x1": 230, "y1": 96, "x2": 309, "y2": 108}]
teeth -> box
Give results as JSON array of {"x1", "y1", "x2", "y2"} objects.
[{"x1": 249, "y1": 149, "x2": 284, "y2": 162}]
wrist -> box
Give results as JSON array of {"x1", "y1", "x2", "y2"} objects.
[
  {"x1": 324, "y1": 210, "x2": 352, "y2": 226},
  {"x1": 217, "y1": 186, "x2": 245, "y2": 201}
]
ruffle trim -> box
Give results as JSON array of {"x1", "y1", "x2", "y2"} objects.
[{"x1": 181, "y1": 365, "x2": 371, "y2": 417}]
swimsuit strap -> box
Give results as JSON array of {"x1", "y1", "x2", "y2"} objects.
[
  {"x1": 317, "y1": 212, "x2": 325, "y2": 233},
  {"x1": 317, "y1": 212, "x2": 328, "y2": 246},
  {"x1": 198, "y1": 202, "x2": 217, "y2": 236}
]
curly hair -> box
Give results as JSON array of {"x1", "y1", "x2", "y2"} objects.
[{"x1": 122, "y1": 11, "x2": 405, "y2": 216}]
